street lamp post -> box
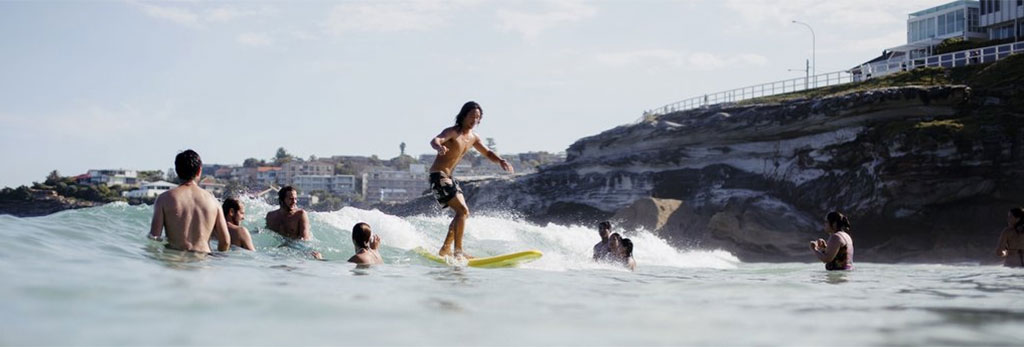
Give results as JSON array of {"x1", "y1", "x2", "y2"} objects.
[{"x1": 792, "y1": 20, "x2": 815, "y2": 86}]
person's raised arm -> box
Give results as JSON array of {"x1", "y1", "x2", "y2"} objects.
[
  {"x1": 148, "y1": 196, "x2": 165, "y2": 241},
  {"x1": 815, "y1": 233, "x2": 843, "y2": 263},
  {"x1": 213, "y1": 207, "x2": 231, "y2": 252},
  {"x1": 430, "y1": 128, "x2": 458, "y2": 156},
  {"x1": 473, "y1": 137, "x2": 514, "y2": 173}
]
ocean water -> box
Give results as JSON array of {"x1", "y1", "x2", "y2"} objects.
[{"x1": 1, "y1": 199, "x2": 1022, "y2": 346}]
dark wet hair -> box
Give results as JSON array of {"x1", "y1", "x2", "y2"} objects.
[
  {"x1": 174, "y1": 149, "x2": 202, "y2": 182},
  {"x1": 454, "y1": 101, "x2": 482, "y2": 129},
  {"x1": 278, "y1": 186, "x2": 296, "y2": 205},
  {"x1": 222, "y1": 198, "x2": 241, "y2": 216},
  {"x1": 352, "y1": 222, "x2": 371, "y2": 248},
  {"x1": 598, "y1": 221, "x2": 611, "y2": 232},
  {"x1": 826, "y1": 211, "x2": 852, "y2": 232},
  {"x1": 621, "y1": 238, "x2": 633, "y2": 258},
  {"x1": 1011, "y1": 207, "x2": 1024, "y2": 233}
]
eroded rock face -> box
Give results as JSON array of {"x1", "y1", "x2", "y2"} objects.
[{"x1": 385, "y1": 85, "x2": 1024, "y2": 262}]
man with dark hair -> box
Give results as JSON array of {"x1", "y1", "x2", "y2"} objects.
[
  {"x1": 148, "y1": 149, "x2": 230, "y2": 253},
  {"x1": 348, "y1": 222, "x2": 383, "y2": 265},
  {"x1": 428, "y1": 101, "x2": 514, "y2": 259},
  {"x1": 593, "y1": 221, "x2": 612, "y2": 261},
  {"x1": 222, "y1": 198, "x2": 255, "y2": 251},
  {"x1": 265, "y1": 186, "x2": 321, "y2": 259}
]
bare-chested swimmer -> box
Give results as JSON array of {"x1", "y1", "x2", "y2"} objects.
[{"x1": 148, "y1": 149, "x2": 230, "y2": 253}]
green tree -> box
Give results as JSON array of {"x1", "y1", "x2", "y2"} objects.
[
  {"x1": 45, "y1": 170, "x2": 61, "y2": 185},
  {"x1": 274, "y1": 147, "x2": 293, "y2": 166},
  {"x1": 242, "y1": 158, "x2": 265, "y2": 168}
]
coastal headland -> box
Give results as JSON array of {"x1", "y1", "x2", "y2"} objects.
[{"x1": 384, "y1": 55, "x2": 1024, "y2": 263}]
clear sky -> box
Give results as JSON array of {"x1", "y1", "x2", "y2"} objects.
[{"x1": 0, "y1": 0, "x2": 941, "y2": 187}]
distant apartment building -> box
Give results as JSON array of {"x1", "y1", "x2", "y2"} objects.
[
  {"x1": 364, "y1": 169, "x2": 429, "y2": 204},
  {"x1": 80, "y1": 169, "x2": 139, "y2": 187},
  {"x1": 291, "y1": 174, "x2": 357, "y2": 195},
  {"x1": 213, "y1": 166, "x2": 235, "y2": 180},
  {"x1": 199, "y1": 177, "x2": 226, "y2": 197},
  {"x1": 281, "y1": 161, "x2": 334, "y2": 184},
  {"x1": 979, "y1": 0, "x2": 1023, "y2": 40},
  {"x1": 256, "y1": 167, "x2": 283, "y2": 186}
]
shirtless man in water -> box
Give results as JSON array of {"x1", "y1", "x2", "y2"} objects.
[
  {"x1": 148, "y1": 149, "x2": 230, "y2": 253},
  {"x1": 265, "y1": 186, "x2": 322, "y2": 259},
  {"x1": 222, "y1": 198, "x2": 255, "y2": 251},
  {"x1": 429, "y1": 101, "x2": 514, "y2": 258}
]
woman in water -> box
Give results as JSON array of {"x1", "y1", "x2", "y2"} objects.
[
  {"x1": 995, "y1": 207, "x2": 1024, "y2": 267},
  {"x1": 809, "y1": 211, "x2": 854, "y2": 270}
]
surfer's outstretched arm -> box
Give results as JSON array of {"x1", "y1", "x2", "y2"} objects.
[{"x1": 472, "y1": 139, "x2": 514, "y2": 173}]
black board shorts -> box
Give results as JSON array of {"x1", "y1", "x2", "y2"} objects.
[{"x1": 429, "y1": 172, "x2": 462, "y2": 206}]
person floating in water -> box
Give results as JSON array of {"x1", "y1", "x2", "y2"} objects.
[
  {"x1": 148, "y1": 149, "x2": 230, "y2": 253},
  {"x1": 995, "y1": 207, "x2": 1024, "y2": 267},
  {"x1": 265, "y1": 186, "x2": 322, "y2": 260},
  {"x1": 593, "y1": 221, "x2": 612, "y2": 261},
  {"x1": 348, "y1": 222, "x2": 383, "y2": 266},
  {"x1": 605, "y1": 233, "x2": 637, "y2": 271},
  {"x1": 222, "y1": 198, "x2": 255, "y2": 251},
  {"x1": 809, "y1": 211, "x2": 854, "y2": 270},
  {"x1": 428, "y1": 101, "x2": 514, "y2": 259}
]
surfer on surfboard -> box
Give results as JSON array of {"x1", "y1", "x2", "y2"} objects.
[{"x1": 428, "y1": 101, "x2": 514, "y2": 259}]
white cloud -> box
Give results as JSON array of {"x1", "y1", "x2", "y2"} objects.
[
  {"x1": 722, "y1": 0, "x2": 938, "y2": 28},
  {"x1": 130, "y1": 1, "x2": 201, "y2": 28},
  {"x1": 595, "y1": 49, "x2": 768, "y2": 71},
  {"x1": 322, "y1": 1, "x2": 465, "y2": 35},
  {"x1": 237, "y1": 33, "x2": 274, "y2": 47},
  {"x1": 129, "y1": 1, "x2": 277, "y2": 28},
  {"x1": 204, "y1": 5, "x2": 277, "y2": 23},
  {"x1": 496, "y1": 0, "x2": 597, "y2": 40}
]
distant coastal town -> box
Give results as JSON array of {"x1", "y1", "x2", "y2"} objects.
[{"x1": 0, "y1": 146, "x2": 565, "y2": 216}]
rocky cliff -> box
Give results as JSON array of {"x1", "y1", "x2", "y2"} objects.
[{"x1": 385, "y1": 56, "x2": 1024, "y2": 263}]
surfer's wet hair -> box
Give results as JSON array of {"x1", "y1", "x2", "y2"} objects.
[
  {"x1": 455, "y1": 101, "x2": 482, "y2": 129},
  {"x1": 352, "y1": 222, "x2": 372, "y2": 248},
  {"x1": 598, "y1": 221, "x2": 611, "y2": 232},
  {"x1": 278, "y1": 186, "x2": 296, "y2": 205},
  {"x1": 222, "y1": 198, "x2": 241, "y2": 216},
  {"x1": 1011, "y1": 207, "x2": 1024, "y2": 233},
  {"x1": 826, "y1": 211, "x2": 852, "y2": 233},
  {"x1": 174, "y1": 149, "x2": 202, "y2": 183}
]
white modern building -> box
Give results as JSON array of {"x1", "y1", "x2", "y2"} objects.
[
  {"x1": 122, "y1": 181, "x2": 176, "y2": 198},
  {"x1": 894, "y1": 0, "x2": 987, "y2": 59},
  {"x1": 979, "y1": 0, "x2": 1023, "y2": 40},
  {"x1": 83, "y1": 169, "x2": 139, "y2": 187}
]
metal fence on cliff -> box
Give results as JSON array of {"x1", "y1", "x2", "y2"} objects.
[{"x1": 642, "y1": 41, "x2": 1024, "y2": 120}]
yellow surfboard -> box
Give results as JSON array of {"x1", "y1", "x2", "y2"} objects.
[{"x1": 412, "y1": 247, "x2": 543, "y2": 268}]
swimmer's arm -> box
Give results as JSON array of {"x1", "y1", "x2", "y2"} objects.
[
  {"x1": 627, "y1": 257, "x2": 636, "y2": 271},
  {"x1": 239, "y1": 226, "x2": 255, "y2": 251},
  {"x1": 213, "y1": 207, "x2": 231, "y2": 252},
  {"x1": 299, "y1": 210, "x2": 311, "y2": 241},
  {"x1": 148, "y1": 196, "x2": 164, "y2": 241},
  {"x1": 995, "y1": 228, "x2": 1009, "y2": 257},
  {"x1": 473, "y1": 137, "x2": 514, "y2": 173},
  {"x1": 815, "y1": 234, "x2": 842, "y2": 263}
]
